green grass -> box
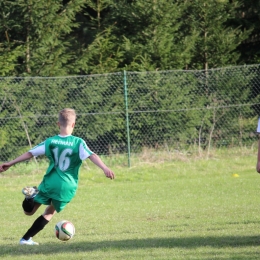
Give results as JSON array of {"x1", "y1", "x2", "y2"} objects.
[{"x1": 0, "y1": 149, "x2": 260, "y2": 259}]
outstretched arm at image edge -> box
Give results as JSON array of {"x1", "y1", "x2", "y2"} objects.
[
  {"x1": 89, "y1": 154, "x2": 115, "y2": 179},
  {"x1": 0, "y1": 152, "x2": 33, "y2": 172},
  {"x1": 257, "y1": 139, "x2": 260, "y2": 173}
]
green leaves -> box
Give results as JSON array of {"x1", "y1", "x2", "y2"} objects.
[
  {"x1": 0, "y1": 0, "x2": 259, "y2": 74},
  {"x1": 0, "y1": 0, "x2": 87, "y2": 76},
  {"x1": 185, "y1": 0, "x2": 250, "y2": 69}
]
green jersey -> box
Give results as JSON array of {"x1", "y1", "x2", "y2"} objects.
[{"x1": 29, "y1": 135, "x2": 93, "y2": 201}]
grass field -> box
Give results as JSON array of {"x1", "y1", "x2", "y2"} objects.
[{"x1": 0, "y1": 149, "x2": 260, "y2": 259}]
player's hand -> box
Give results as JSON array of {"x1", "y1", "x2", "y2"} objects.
[
  {"x1": 104, "y1": 168, "x2": 115, "y2": 179},
  {"x1": 0, "y1": 163, "x2": 11, "y2": 172}
]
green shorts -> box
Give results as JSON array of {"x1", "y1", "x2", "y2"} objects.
[{"x1": 34, "y1": 191, "x2": 70, "y2": 213}]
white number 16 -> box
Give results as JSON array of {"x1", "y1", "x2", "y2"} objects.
[{"x1": 52, "y1": 148, "x2": 73, "y2": 171}]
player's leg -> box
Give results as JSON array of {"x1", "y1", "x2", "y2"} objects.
[
  {"x1": 20, "y1": 199, "x2": 68, "y2": 245},
  {"x1": 20, "y1": 190, "x2": 54, "y2": 245},
  {"x1": 22, "y1": 186, "x2": 40, "y2": 215},
  {"x1": 42, "y1": 204, "x2": 57, "y2": 221},
  {"x1": 22, "y1": 200, "x2": 41, "y2": 215},
  {"x1": 19, "y1": 205, "x2": 56, "y2": 246}
]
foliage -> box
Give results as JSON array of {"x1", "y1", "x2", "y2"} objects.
[
  {"x1": 1, "y1": 0, "x2": 259, "y2": 75},
  {"x1": 0, "y1": 65, "x2": 259, "y2": 161},
  {"x1": 0, "y1": 0, "x2": 87, "y2": 76},
  {"x1": 0, "y1": 1, "x2": 259, "y2": 160},
  {"x1": 184, "y1": 0, "x2": 250, "y2": 70},
  {"x1": 235, "y1": 0, "x2": 260, "y2": 64}
]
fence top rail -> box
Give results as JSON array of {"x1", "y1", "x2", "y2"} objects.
[
  {"x1": 0, "y1": 72, "x2": 123, "y2": 80},
  {"x1": 0, "y1": 64, "x2": 260, "y2": 79}
]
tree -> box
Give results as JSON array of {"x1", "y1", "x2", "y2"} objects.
[
  {"x1": 0, "y1": 0, "x2": 86, "y2": 76},
  {"x1": 185, "y1": 0, "x2": 250, "y2": 70},
  {"x1": 0, "y1": 1, "x2": 25, "y2": 76},
  {"x1": 235, "y1": 0, "x2": 260, "y2": 64},
  {"x1": 106, "y1": 0, "x2": 197, "y2": 71}
]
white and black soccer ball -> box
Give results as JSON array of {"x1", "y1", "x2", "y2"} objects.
[{"x1": 55, "y1": 220, "x2": 75, "y2": 241}]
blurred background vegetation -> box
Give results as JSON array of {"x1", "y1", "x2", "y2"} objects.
[{"x1": 1, "y1": 0, "x2": 260, "y2": 76}]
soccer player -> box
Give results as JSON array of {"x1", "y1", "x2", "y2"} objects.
[
  {"x1": 256, "y1": 117, "x2": 260, "y2": 173},
  {"x1": 0, "y1": 108, "x2": 115, "y2": 245}
]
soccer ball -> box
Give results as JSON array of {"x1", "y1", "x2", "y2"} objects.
[{"x1": 55, "y1": 220, "x2": 75, "y2": 241}]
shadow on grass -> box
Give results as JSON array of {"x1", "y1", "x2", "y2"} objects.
[{"x1": 0, "y1": 235, "x2": 260, "y2": 256}]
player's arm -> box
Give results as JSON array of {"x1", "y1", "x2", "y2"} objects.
[
  {"x1": 0, "y1": 141, "x2": 45, "y2": 173},
  {"x1": 256, "y1": 117, "x2": 260, "y2": 173},
  {"x1": 0, "y1": 152, "x2": 33, "y2": 172},
  {"x1": 89, "y1": 154, "x2": 115, "y2": 179},
  {"x1": 79, "y1": 140, "x2": 115, "y2": 179},
  {"x1": 257, "y1": 138, "x2": 260, "y2": 173}
]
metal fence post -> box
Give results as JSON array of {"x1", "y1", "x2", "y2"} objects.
[{"x1": 124, "y1": 70, "x2": 131, "y2": 167}]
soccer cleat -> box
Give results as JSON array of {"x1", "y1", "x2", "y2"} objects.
[
  {"x1": 22, "y1": 186, "x2": 39, "y2": 199},
  {"x1": 19, "y1": 237, "x2": 39, "y2": 245}
]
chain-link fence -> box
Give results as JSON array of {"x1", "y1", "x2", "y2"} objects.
[{"x1": 0, "y1": 64, "x2": 260, "y2": 165}]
